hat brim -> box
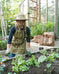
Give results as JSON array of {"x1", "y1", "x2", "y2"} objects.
[{"x1": 14, "y1": 19, "x2": 28, "y2": 21}]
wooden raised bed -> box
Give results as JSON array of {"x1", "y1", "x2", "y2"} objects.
[{"x1": 1, "y1": 50, "x2": 59, "y2": 74}]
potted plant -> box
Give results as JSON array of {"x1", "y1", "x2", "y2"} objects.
[
  {"x1": 43, "y1": 21, "x2": 55, "y2": 46},
  {"x1": 30, "y1": 22, "x2": 45, "y2": 43}
]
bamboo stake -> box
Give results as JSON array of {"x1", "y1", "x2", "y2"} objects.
[
  {"x1": 54, "y1": 0, "x2": 58, "y2": 37},
  {"x1": 36, "y1": 0, "x2": 38, "y2": 21},
  {"x1": 27, "y1": 0, "x2": 29, "y2": 27},
  {"x1": 39, "y1": 0, "x2": 41, "y2": 23},
  {"x1": 46, "y1": 0, "x2": 48, "y2": 24}
]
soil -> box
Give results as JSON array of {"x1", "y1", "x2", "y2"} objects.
[
  {"x1": 47, "y1": 48, "x2": 59, "y2": 54},
  {"x1": 0, "y1": 52, "x2": 59, "y2": 74}
]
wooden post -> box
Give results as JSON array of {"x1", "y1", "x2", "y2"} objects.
[
  {"x1": 54, "y1": 0, "x2": 58, "y2": 37},
  {"x1": 26, "y1": 0, "x2": 29, "y2": 27},
  {"x1": 0, "y1": 2, "x2": 7, "y2": 39},
  {"x1": 46, "y1": 0, "x2": 48, "y2": 24},
  {"x1": 36, "y1": 0, "x2": 38, "y2": 21},
  {"x1": 32, "y1": 0, "x2": 34, "y2": 23},
  {"x1": 39, "y1": 0, "x2": 41, "y2": 23}
]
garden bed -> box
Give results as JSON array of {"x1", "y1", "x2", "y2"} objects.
[{"x1": 0, "y1": 50, "x2": 59, "y2": 74}]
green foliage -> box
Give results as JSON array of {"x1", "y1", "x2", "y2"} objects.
[
  {"x1": 12, "y1": 55, "x2": 39, "y2": 73},
  {"x1": 12, "y1": 66, "x2": 19, "y2": 73},
  {"x1": 13, "y1": 0, "x2": 22, "y2": 2},
  {"x1": 40, "y1": 50, "x2": 48, "y2": 56},
  {"x1": 0, "y1": 39, "x2": 7, "y2": 49},
  {"x1": 0, "y1": 67, "x2": 4, "y2": 71},
  {"x1": 46, "y1": 52, "x2": 56, "y2": 62},
  {"x1": 7, "y1": 21, "x2": 15, "y2": 35},
  {"x1": 19, "y1": 65, "x2": 29, "y2": 72},
  {"x1": 12, "y1": 55, "x2": 26, "y2": 73},
  {"x1": 38, "y1": 55, "x2": 47, "y2": 63},
  {"x1": 45, "y1": 21, "x2": 54, "y2": 32},
  {"x1": 46, "y1": 63, "x2": 51, "y2": 68},
  {"x1": 26, "y1": 55, "x2": 39, "y2": 67},
  {"x1": 56, "y1": 48, "x2": 59, "y2": 52},
  {"x1": 0, "y1": 56, "x2": 2, "y2": 62},
  {"x1": 8, "y1": 72, "x2": 13, "y2": 74},
  {"x1": 0, "y1": 56, "x2": 4, "y2": 72},
  {"x1": 46, "y1": 63, "x2": 52, "y2": 74},
  {"x1": 31, "y1": 22, "x2": 45, "y2": 37},
  {"x1": 55, "y1": 53, "x2": 59, "y2": 58},
  {"x1": 26, "y1": 55, "x2": 35, "y2": 66},
  {"x1": 26, "y1": 51, "x2": 32, "y2": 56},
  {"x1": 12, "y1": 51, "x2": 59, "y2": 73},
  {"x1": 0, "y1": 27, "x2": 2, "y2": 36},
  {"x1": 34, "y1": 60, "x2": 39, "y2": 67}
]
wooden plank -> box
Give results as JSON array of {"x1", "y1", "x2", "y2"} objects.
[
  {"x1": 46, "y1": 0, "x2": 48, "y2": 24},
  {"x1": 31, "y1": 0, "x2": 37, "y2": 3},
  {"x1": 30, "y1": 7, "x2": 37, "y2": 11},
  {"x1": 39, "y1": 0, "x2": 41, "y2": 23},
  {"x1": 30, "y1": 16, "x2": 37, "y2": 19}
]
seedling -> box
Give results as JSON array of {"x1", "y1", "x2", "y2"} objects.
[
  {"x1": 40, "y1": 50, "x2": 48, "y2": 56},
  {"x1": 56, "y1": 48, "x2": 59, "y2": 52}
]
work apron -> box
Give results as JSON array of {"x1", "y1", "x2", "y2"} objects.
[{"x1": 10, "y1": 25, "x2": 26, "y2": 54}]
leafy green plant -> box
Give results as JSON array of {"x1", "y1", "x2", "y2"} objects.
[
  {"x1": 19, "y1": 65, "x2": 29, "y2": 72},
  {"x1": 46, "y1": 63, "x2": 51, "y2": 68},
  {"x1": 38, "y1": 55, "x2": 47, "y2": 63},
  {"x1": 40, "y1": 50, "x2": 48, "y2": 56},
  {"x1": 46, "y1": 63, "x2": 51, "y2": 74},
  {"x1": 12, "y1": 51, "x2": 59, "y2": 73},
  {"x1": 45, "y1": 21, "x2": 54, "y2": 32},
  {"x1": 12, "y1": 55, "x2": 26, "y2": 73},
  {"x1": 12, "y1": 55, "x2": 39, "y2": 73},
  {"x1": 0, "y1": 40, "x2": 7, "y2": 50},
  {"x1": 26, "y1": 55, "x2": 39, "y2": 67},
  {"x1": 0, "y1": 56, "x2": 2, "y2": 62},
  {"x1": 30, "y1": 22, "x2": 45, "y2": 37},
  {"x1": 0, "y1": 56, "x2": 4, "y2": 72},
  {"x1": 55, "y1": 53, "x2": 59, "y2": 58},
  {"x1": 56, "y1": 48, "x2": 59, "y2": 52},
  {"x1": 26, "y1": 55, "x2": 35, "y2": 66},
  {"x1": 8, "y1": 72, "x2": 13, "y2": 74},
  {"x1": 46, "y1": 52, "x2": 56, "y2": 62}
]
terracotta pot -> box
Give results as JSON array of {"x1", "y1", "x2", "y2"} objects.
[
  {"x1": 38, "y1": 35, "x2": 44, "y2": 45},
  {"x1": 34, "y1": 35, "x2": 39, "y2": 43}
]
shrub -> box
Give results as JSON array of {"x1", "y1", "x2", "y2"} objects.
[
  {"x1": 30, "y1": 22, "x2": 45, "y2": 37},
  {"x1": 0, "y1": 39, "x2": 7, "y2": 50},
  {"x1": 45, "y1": 21, "x2": 54, "y2": 32}
]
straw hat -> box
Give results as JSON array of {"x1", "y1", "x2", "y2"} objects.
[{"x1": 14, "y1": 13, "x2": 28, "y2": 21}]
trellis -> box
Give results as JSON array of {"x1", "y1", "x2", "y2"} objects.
[
  {"x1": 19, "y1": 0, "x2": 59, "y2": 38},
  {"x1": 0, "y1": 0, "x2": 59, "y2": 38},
  {"x1": 19, "y1": 0, "x2": 41, "y2": 26}
]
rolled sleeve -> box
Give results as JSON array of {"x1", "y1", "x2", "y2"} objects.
[{"x1": 26, "y1": 27, "x2": 30, "y2": 42}]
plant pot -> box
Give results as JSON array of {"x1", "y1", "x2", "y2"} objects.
[
  {"x1": 43, "y1": 32, "x2": 55, "y2": 46},
  {"x1": 33, "y1": 35, "x2": 39, "y2": 43},
  {"x1": 38, "y1": 35, "x2": 44, "y2": 45}
]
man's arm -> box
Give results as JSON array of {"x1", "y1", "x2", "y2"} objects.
[
  {"x1": 7, "y1": 44, "x2": 11, "y2": 48},
  {"x1": 27, "y1": 42, "x2": 30, "y2": 48},
  {"x1": 26, "y1": 27, "x2": 30, "y2": 48},
  {"x1": 6, "y1": 26, "x2": 16, "y2": 53}
]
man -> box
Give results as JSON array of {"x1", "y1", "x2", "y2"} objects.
[{"x1": 5, "y1": 13, "x2": 30, "y2": 57}]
